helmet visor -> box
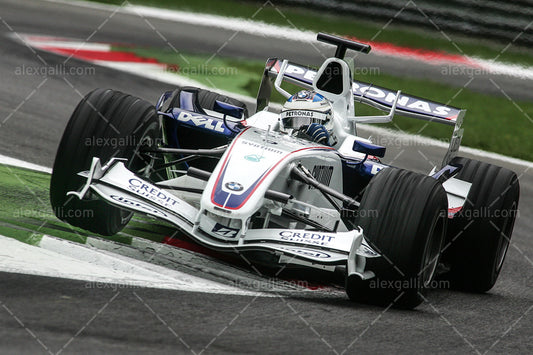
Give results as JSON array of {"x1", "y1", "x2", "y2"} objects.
[{"x1": 280, "y1": 110, "x2": 330, "y2": 129}]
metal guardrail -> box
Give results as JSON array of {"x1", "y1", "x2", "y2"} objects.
[{"x1": 254, "y1": 0, "x2": 533, "y2": 46}]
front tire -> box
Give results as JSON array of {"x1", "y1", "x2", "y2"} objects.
[
  {"x1": 441, "y1": 157, "x2": 519, "y2": 292},
  {"x1": 50, "y1": 89, "x2": 161, "y2": 235},
  {"x1": 346, "y1": 168, "x2": 448, "y2": 309}
]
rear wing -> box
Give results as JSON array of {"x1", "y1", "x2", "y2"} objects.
[
  {"x1": 256, "y1": 58, "x2": 465, "y2": 167},
  {"x1": 259, "y1": 58, "x2": 464, "y2": 125}
]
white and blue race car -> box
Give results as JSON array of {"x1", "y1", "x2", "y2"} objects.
[{"x1": 50, "y1": 33, "x2": 519, "y2": 308}]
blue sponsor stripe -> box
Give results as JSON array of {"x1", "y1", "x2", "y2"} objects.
[
  {"x1": 210, "y1": 129, "x2": 335, "y2": 210},
  {"x1": 212, "y1": 157, "x2": 268, "y2": 208}
]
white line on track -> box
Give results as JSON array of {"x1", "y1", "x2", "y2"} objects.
[
  {"x1": 0, "y1": 153, "x2": 52, "y2": 173},
  {"x1": 0, "y1": 234, "x2": 267, "y2": 296}
]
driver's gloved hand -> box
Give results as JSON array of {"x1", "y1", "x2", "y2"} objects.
[{"x1": 298, "y1": 123, "x2": 330, "y2": 145}]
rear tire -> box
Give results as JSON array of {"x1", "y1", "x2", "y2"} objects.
[
  {"x1": 441, "y1": 157, "x2": 519, "y2": 292},
  {"x1": 346, "y1": 168, "x2": 448, "y2": 309},
  {"x1": 50, "y1": 88, "x2": 161, "y2": 236}
]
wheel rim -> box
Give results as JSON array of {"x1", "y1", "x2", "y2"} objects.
[
  {"x1": 420, "y1": 212, "x2": 445, "y2": 287},
  {"x1": 494, "y1": 201, "x2": 517, "y2": 273},
  {"x1": 120, "y1": 121, "x2": 159, "y2": 222},
  {"x1": 128, "y1": 121, "x2": 159, "y2": 179}
]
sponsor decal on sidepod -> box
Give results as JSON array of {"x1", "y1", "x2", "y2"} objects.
[{"x1": 175, "y1": 111, "x2": 226, "y2": 132}]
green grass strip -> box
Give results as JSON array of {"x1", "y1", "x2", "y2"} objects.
[
  {"x1": 0, "y1": 165, "x2": 89, "y2": 243},
  {"x1": 0, "y1": 165, "x2": 169, "y2": 245}
]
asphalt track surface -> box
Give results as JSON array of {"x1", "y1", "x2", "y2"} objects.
[{"x1": 0, "y1": 0, "x2": 532, "y2": 353}]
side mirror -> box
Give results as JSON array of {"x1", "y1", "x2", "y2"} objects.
[
  {"x1": 352, "y1": 139, "x2": 386, "y2": 158},
  {"x1": 213, "y1": 100, "x2": 245, "y2": 119}
]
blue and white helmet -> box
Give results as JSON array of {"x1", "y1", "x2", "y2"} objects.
[{"x1": 280, "y1": 90, "x2": 333, "y2": 132}]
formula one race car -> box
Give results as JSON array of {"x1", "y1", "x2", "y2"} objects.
[{"x1": 50, "y1": 33, "x2": 519, "y2": 308}]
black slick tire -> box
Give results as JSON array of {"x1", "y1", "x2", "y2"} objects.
[
  {"x1": 50, "y1": 88, "x2": 161, "y2": 235},
  {"x1": 346, "y1": 168, "x2": 448, "y2": 309}
]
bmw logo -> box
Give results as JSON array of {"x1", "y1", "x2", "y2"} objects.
[
  {"x1": 225, "y1": 181, "x2": 243, "y2": 192},
  {"x1": 297, "y1": 91, "x2": 309, "y2": 99}
]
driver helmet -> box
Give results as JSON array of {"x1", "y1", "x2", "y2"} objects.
[{"x1": 280, "y1": 90, "x2": 333, "y2": 133}]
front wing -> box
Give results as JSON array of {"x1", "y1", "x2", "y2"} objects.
[{"x1": 69, "y1": 158, "x2": 379, "y2": 278}]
